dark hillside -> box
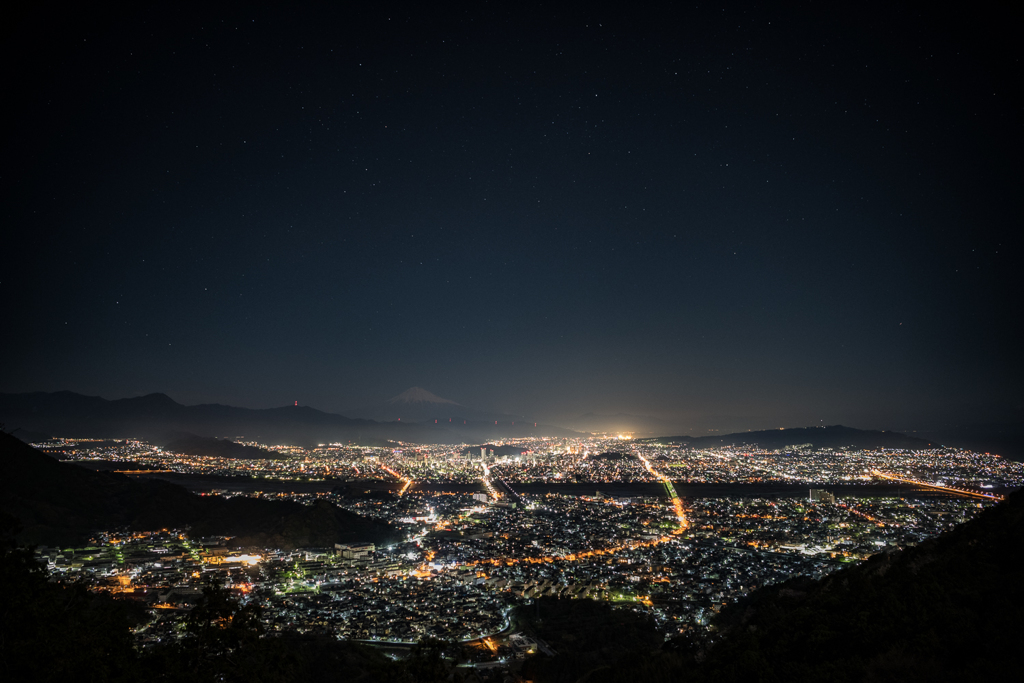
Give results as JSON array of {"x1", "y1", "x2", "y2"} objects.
[
  {"x1": 693, "y1": 487, "x2": 1024, "y2": 681},
  {"x1": 519, "y1": 597, "x2": 664, "y2": 683},
  {"x1": 0, "y1": 432, "x2": 396, "y2": 548},
  {"x1": 165, "y1": 434, "x2": 283, "y2": 460},
  {"x1": 523, "y1": 488, "x2": 1024, "y2": 682},
  {"x1": 0, "y1": 514, "x2": 419, "y2": 683},
  {"x1": 643, "y1": 425, "x2": 937, "y2": 450}
]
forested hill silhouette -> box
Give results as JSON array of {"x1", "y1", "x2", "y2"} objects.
[
  {"x1": 687, "y1": 486, "x2": 1024, "y2": 681},
  {"x1": 522, "y1": 487, "x2": 1024, "y2": 682},
  {"x1": 0, "y1": 431, "x2": 397, "y2": 548},
  {"x1": 164, "y1": 434, "x2": 282, "y2": 460},
  {"x1": 641, "y1": 424, "x2": 937, "y2": 450}
]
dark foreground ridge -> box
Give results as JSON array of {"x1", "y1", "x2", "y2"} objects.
[
  {"x1": 692, "y1": 487, "x2": 1024, "y2": 680},
  {"x1": 519, "y1": 487, "x2": 1024, "y2": 683},
  {"x1": 0, "y1": 516, "x2": 453, "y2": 683},
  {"x1": 0, "y1": 431, "x2": 397, "y2": 548}
]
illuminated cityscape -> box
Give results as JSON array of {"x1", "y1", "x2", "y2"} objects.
[
  {"x1": 4, "y1": 1, "x2": 1021, "y2": 679},
  {"x1": 27, "y1": 434, "x2": 1020, "y2": 671}
]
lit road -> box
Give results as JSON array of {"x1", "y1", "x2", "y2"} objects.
[
  {"x1": 467, "y1": 454, "x2": 689, "y2": 569},
  {"x1": 380, "y1": 463, "x2": 414, "y2": 496},
  {"x1": 481, "y1": 462, "x2": 501, "y2": 501},
  {"x1": 636, "y1": 452, "x2": 689, "y2": 533},
  {"x1": 871, "y1": 470, "x2": 1004, "y2": 501}
]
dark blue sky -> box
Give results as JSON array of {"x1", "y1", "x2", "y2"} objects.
[{"x1": 3, "y1": 3, "x2": 1020, "y2": 431}]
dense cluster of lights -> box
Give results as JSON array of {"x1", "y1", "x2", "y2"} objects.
[{"x1": 37, "y1": 434, "x2": 1018, "y2": 663}]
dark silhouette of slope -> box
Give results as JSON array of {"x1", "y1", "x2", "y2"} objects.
[
  {"x1": 520, "y1": 597, "x2": 664, "y2": 683},
  {"x1": 164, "y1": 434, "x2": 282, "y2": 460},
  {"x1": 0, "y1": 514, "x2": 428, "y2": 683},
  {"x1": 0, "y1": 431, "x2": 397, "y2": 548},
  {"x1": 642, "y1": 424, "x2": 937, "y2": 450},
  {"x1": 693, "y1": 487, "x2": 1024, "y2": 681},
  {"x1": 523, "y1": 489, "x2": 1024, "y2": 682},
  {"x1": 7, "y1": 427, "x2": 50, "y2": 443}
]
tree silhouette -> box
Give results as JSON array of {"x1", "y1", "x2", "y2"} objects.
[{"x1": 0, "y1": 512, "x2": 141, "y2": 683}]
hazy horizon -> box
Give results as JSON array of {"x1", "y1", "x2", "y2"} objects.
[{"x1": 2, "y1": 385, "x2": 1008, "y2": 436}]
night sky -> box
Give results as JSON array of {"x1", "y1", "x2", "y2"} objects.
[{"x1": 3, "y1": 3, "x2": 1020, "y2": 432}]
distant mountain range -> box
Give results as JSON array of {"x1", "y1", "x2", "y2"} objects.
[
  {"x1": 0, "y1": 390, "x2": 579, "y2": 446},
  {"x1": 640, "y1": 425, "x2": 938, "y2": 451},
  {"x1": 0, "y1": 431, "x2": 397, "y2": 548},
  {"x1": 5, "y1": 390, "x2": 1018, "y2": 457}
]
